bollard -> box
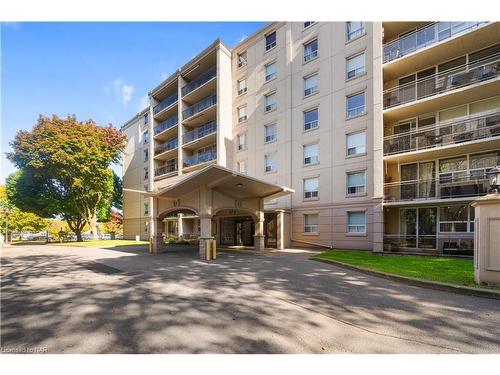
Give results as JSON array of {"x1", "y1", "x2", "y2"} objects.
[
  {"x1": 149, "y1": 237, "x2": 153, "y2": 254},
  {"x1": 212, "y1": 240, "x2": 217, "y2": 260},
  {"x1": 205, "y1": 239, "x2": 211, "y2": 261}
]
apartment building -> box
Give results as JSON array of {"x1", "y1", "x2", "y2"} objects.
[{"x1": 122, "y1": 21, "x2": 500, "y2": 256}]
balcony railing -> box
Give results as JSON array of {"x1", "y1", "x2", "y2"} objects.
[
  {"x1": 153, "y1": 93, "x2": 178, "y2": 115},
  {"x1": 384, "y1": 112, "x2": 500, "y2": 155},
  {"x1": 383, "y1": 235, "x2": 437, "y2": 251},
  {"x1": 183, "y1": 149, "x2": 217, "y2": 168},
  {"x1": 181, "y1": 68, "x2": 217, "y2": 97},
  {"x1": 183, "y1": 121, "x2": 216, "y2": 144},
  {"x1": 154, "y1": 115, "x2": 178, "y2": 136},
  {"x1": 154, "y1": 138, "x2": 178, "y2": 155},
  {"x1": 154, "y1": 163, "x2": 178, "y2": 177},
  {"x1": 383, "y1": 53, "x2": 500, "y2": 109},
  {"x1": 383, "y1": 167, "x2": 496, "y2": 202},
  {"x1": 182, "y1": 94, "x2": 217, "y2": 120},
  {"x1": 383, "y1": 22, "x2": 488, "y2": 63}
]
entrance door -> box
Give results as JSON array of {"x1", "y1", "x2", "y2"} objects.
[
  {"x1": 235, "y1": 219, "x2": 254, "y2": 246},
  {"x1": 264, "y1": 213, "x2": 278, "y2": 248}
]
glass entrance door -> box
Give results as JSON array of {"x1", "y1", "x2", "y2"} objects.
[{"x1": 399, "y1": 207, "x2": 437, "y2": 250}]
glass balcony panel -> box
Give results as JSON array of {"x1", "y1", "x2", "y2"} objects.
[
  {"x1": 182, "y1": 121, "x2": 217, "y2": 144},
  {"x1": 181, "y1": 68, "x2": 217, "y2": 97},
  {"x1": 183, "y1": 148, "x2": 217, "y2": 168},
  {"x1": 153, "y1": 93, "x2": 178, "y2": 115},
  {"x1": 182, "y1": 94, "x2": 217, "y2": 120},
  {"x1": 154, "y1": 116, "x2": 178, "y2": 136},
  {"x1": 154, "y1": 163, "x2": 178, "y2": 177}
]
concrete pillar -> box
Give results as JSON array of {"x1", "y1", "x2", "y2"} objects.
[
  {"x1": 199, "y1": 215, "x2": 213, "y2": 260},
  {"x1": 471, "y1": 194, "x2": 500, "y2": 286},
  {"x1": 276, "y1": 210, "x2": 285, "y2": 250},
  {"x1": 372, "y1": 197, "x2": 384, "y2": 253},
  {"x1": 177, "y1": 213, "x2": 183, "y2": 239},
  {"x1": 152, "y1": 218, "x2": 163, "y2": 254},
  {"x1": 254, "y1": 210, "x2": 265, "y2": 251}
]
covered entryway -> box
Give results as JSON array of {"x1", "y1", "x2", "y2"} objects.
[{"x1": 141, "y1": 165, "x2": 294, "y2": 259}]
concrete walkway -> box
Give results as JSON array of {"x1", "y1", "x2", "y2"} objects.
[{"x1": 1, "y1": 244, "x2": 499, "y2": 353}]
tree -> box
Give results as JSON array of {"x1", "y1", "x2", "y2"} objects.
[
  {"x1": 7, "y1": 115, "x2": 126, "y2": 241},
  {"x1": 102, "y1": 210, "x2": 123, "y2": 240},
  {"x1": 112, "y1": 171, "x2": 123, "y2": 211}
]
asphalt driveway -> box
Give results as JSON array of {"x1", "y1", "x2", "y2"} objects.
[{"x1": 1, "y1": 244, "x2": 499, "y2": 353}]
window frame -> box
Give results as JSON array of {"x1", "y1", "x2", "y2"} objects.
[
  {"x1": 237, "y1": 78, "x2": 247, "y2": 95},
  {"x1": 303, "y1": 143, "x2": 320, "y2": 166},
  {"x1": 303, "y1": 177, "x2": 320, "y2": 200},
  {"x1": 346, "y1": 91, "x2": 366, "y2": 119},
  {"x1": 264, "y1": 61, "x2": 277, "y2": 82},
  {"x1": 303, "y1": 38, "x2": 319, "y2": 63},
  {"x1": 264, "y1": 91, "x2": 277, "y2": 113},
  {"x1": 264, "y1": 152, "x2": 277, "y2": 173},
  {"x1": 265, "y1": 31, "x2": 277, "y2": 51},
  {"x1": 346, "y1": 130, "x2": 366, "y2": 157},
  {"x1": 347, "y1": 211, "x2": 366, "y2": 234},
  {"x1": 303, "y1": 73, "x2": 319, "y2": 97},
  {"x1": 237, "y1": 132, "x2": 247, "y2": 151},
  {"x1": 264, "y1": 123, "x2": 277, "y2": 144},
  {"x1": 346, "y1": 22, "x2": 366, "y2": 42},
  {"x1": 303, "y1": 107, "x2": 319, "y2": 131},
  {"x1": 304, "y1": 213, "x2": 319, "y2": 234},
  {"x1": 237, "y1": 159, "x2": 248, "y2": 175},
  {"x1": 346, "y1": 170, "x2": 367, "y2": 196},
  {"x1": 237, "y1": 51, "x2": 247, "y2": 68},
  {"x1": 237, "y1": 105, "x2": 247, "y2": 123},
  {"x1": 346, "y1": 52, "x2": 366, "y2": 80}
]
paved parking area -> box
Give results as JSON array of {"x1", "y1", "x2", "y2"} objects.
[{"x1": 1, "y1": 244, "x2": 499, "y2": 353}]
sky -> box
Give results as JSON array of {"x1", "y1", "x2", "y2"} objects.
[{"x1": 0, "y1": 21, "x2": 266, "y2": 182}]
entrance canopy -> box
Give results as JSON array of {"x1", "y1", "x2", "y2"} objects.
[{"x1": 144, "y1": 164, "x2": 294, "y2": 201}]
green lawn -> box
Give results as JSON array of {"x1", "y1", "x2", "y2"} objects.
[
  {"x1": 51, "y1": 239, "x2": 149, "y2": 248},
  {"x1": 316, "y1": 250, "x2": 481, "y2": 288}
]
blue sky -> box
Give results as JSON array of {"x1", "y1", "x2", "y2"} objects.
[{"x1": 0, "y1": 21, "x2": 266, "y2": 182}]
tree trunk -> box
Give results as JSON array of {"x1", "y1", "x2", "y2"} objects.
[
  {"x1": 110, "y1": 232, "x2": 116, "y2": 240},
  {"x1": 89, "y1": 214, "x2": 98, "y2": 240},
  {"x1": 75, "y1": 230, "x2": 83, "y2": 242}
]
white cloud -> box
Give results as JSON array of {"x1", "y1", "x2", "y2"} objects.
[
  {"x1": 239, "y1": 33, "x2": 248, "y2": 42},
  {"x1": 121, "y1": 84, "x2": 135, "y2": 107},
  {"x1": 106, "y1": 78, "x2": 135, "y2": 107}
]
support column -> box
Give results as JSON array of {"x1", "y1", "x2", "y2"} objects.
[
  {"x1": 199, "y1": 215, "x2": 213, "y2": 260},
  {"x1": 276, "y1": 210, "x2": 285, "y2": 250},
  {"x1": 254, "y1": 200, "x2": 265, "y2": 251},
  {"x1": 152, "y1": 218, "x2": 163, "y2": 255},
  {"x1": 177, "y1": 213, "x2": 184, "y2": 239},
  {"x1": 372, "y1": 197, "x2": 384, "y2": 253}
]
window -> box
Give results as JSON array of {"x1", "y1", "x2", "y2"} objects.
[
  {"x1": 304, "y1": 108, "x2": 319, "y2": 131},
  {"x1": 265, "y1": 92, "x2": 277, "y2": 112},
  {"x1": 237, "y1": 160, "x2": 248, "y2": 175},
  {"x1": 237, "y1": 106, "x2": 247, "y2": 123},
  {"x1": 304, "y1": 74, "x2": 319, "y2": 96},
  {"x1": 144, "y1": 149, "x2": 149, "y2": 162},
  {"x1": 303, "y1": 143, "x2": 319, "y2": 165},
  {"x1": 346, "y1": 131, "x2": 366, "y2": 156},
  {"x1": 144, "y1": 202, "x2": 149, "y2": 215},
  {"x1": 143, "y1": 130, "x2": 149, "y2": 144},
  {"x1": 237, "y1": 133, "x2": 247, "y2": 151},
  {"x1": 265, "y1": 62, "x2": 277, "y2": 82},
  {"x1": 237, "y1": 51, "x2": 247, "y2": 68},
  {"x1": 346, "y1": 53, "x2": 365, "y2": 79},
  {"x1": 347, "y1": 171, "x2": 366, "y2": 195},
  {"x1": 303, "y1": 21, "x2": 316, "y2": 29},
  {"x1": 265, "y1": 31, "x2": 276, "y2": 51},
  {"x1": 144, "y1": 167, "x2": 149, "y2": 180},
  {"x1": 304, "y1": 177, "x2": 319, "y2": 199},
  {"x1": 439, "y1": 205, "x2": 471, "y2": 232},
  {"x1": 264, "y1": 123, "x2": 277, "y2": 143},
  {"x1": 144, "y1": 113, "x2": 148, "y2": 125},
  {"x1": 347, "y1": 92, "x2": 366, "y2": 118},
  {"x1": 346, "y1": 22, "x2": 365, "y2": 41},
  {"x1": 303, "y1": 39, "x2": 318, "y2": 62},
  {"x1": 347, "y1": 211, "x2": 366, "y2": 233},
  {"x1": 265, "y1": 153, "x2": 277, "y2": 172},
  {"x1": 144, "y1": 221, "x2": 149, "y2": 234},
  {"x1": 237, "y1": 78, "x2": 247, "y2": 95},
  {"x1": 304, "y1": 214, "x2": 319, "y2": 233}
]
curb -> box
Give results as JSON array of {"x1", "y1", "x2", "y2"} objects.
[{"x1": 312, "y1": 257, "x2": 500, "y2": 300}]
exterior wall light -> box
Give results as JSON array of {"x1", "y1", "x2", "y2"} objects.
[{"x1": 487, "y1": 166, "x2": 500, "y2": 193}]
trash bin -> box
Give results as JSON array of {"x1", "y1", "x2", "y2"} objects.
[{"x1": 135, "y1": 235, "x2": 140, "y2": 242}]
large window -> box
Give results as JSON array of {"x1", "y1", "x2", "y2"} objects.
[
  {"x1": 303, "y1": 108, "x2": 319, "y2": 131},
  {"x1": 144, "y1": 202, "x2": 149, "y2": 215},
  {"x1": 265, "y1": 92, "x2": 277, "y2": 112},
  {"x1": 304, "y1": 214, "x2": 319, "y2": 233},
  {"x1": 347, "y1": 92, "x2": 366, "y2": 118},
  {"x1": 237, "y1": 106, "x2": 247, "y2": 123},
  {"x1": 237, "y1": 133, "x2": 247, "y2": 151},
  {"x1": 264, "y1": 123, "x2": 277, "y2": 143},
  {"x1": 304, "y1": 74, "x2": 319, "y2": 96},
  {"x1": 346, "y1": 53, "x2": 365, "y2": 79},
  {"x1": 237, "y1": 51, "x2": 247, "y2": 68},
  {"x1": 265, "y1": 31, "x2": 276, "y2": 51},
  {"x1": 303, "y1": 143, "x2": 319, "y2": 165},
  {"x1": 346, "y1": 131, "x2": 366, "y2": 156},
  {"x1": 237, "y1": 160, "x2": 248, "y2": 175},
  {"x1": 265, "y1": 153, "x2": 277, "y2": 172},
  {"x1": 144, "y1": 149, "x2": 149, "y2": 162},
  {"x1": 346, "y1": 22, "x2": 365, "y2": 41},
  {"x1": 347, "y1": 171, "x2": 366, "y2": 195},
  {"x1": 304, "y1": 177, "x2": 319, "y2": 199},
  {"x1": 144, "y1": 113, "x2": 148, "y2": 125},
  {"x1": 143, "y1": 130, "x2": 149, "y2": 144},
  {"x1": 303, "y1": 39, "x2": 318, "y2": 62},
  {"x1": 303, "y1": 21, "x2": 316, "y2": 29},
  {"x1": 265, "y1": 62, "x2": 277, "y2": 82},
  {"x1": 144, "y1": 167, "x2": 149, "y2": 181},
  {"x1": 237, "y1": 78, "x2": 247, "y2": 95},
  {"x1": 347, "y1": 211, "x2": 366, "y2": 233},
  {"x1": 439, "y1": 205, "x2": 473, "y2": 233}
]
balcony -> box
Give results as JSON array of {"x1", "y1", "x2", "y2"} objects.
[
  {"x1": 182, "y1": 121, "x2": 217, "y2": 149},
  {"x1": 384, "y1": 111, "x2": 500, "y2": 156},
  {"x1": 183, "y1": 148, "x2": 217, "y2": 169},
  {"x1": 182, "y1": 94, "x2": 217, "y2": 124},
  {"x1": 153, "y1": 93, "x2": 178, "y2": 120},
  {"x1": 154, "y1": 138, "x2": 178, "y2": 161},
  {"x1": 154, "y1": 163, "x2": 178, "y2": 178},
  {"x1": 383, "y1": 167, "x2": 495, "y2": 203},
  {"x1": 181, "y1": 67, "x2": 216, "y2": 97},
  {"x1": 383, "y1": 235, "x2": 474, "y2": 255},
  {"x1": 383, "y1": 53, "x2": 500, "y2": 110},
  {"x1": 154, "y1": 115, "x2": 178, "y2": 135},
  {"x1": 383, "y1": 22, "x2": 488, "y2": 63}
]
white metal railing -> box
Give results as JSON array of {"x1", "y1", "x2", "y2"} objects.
[
  {"x1": 304, "y1": 50, "x2": 318, "y2": 63},
  {"x1": 347, "y1": 105, "x2": 366, "y2": 118}
]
